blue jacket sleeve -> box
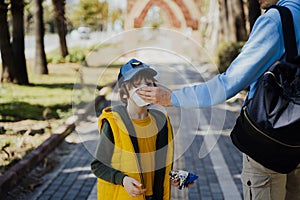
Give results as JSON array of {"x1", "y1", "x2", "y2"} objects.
[{"x1": 171, "y1": 11, "x2": 284, "y2": 107}]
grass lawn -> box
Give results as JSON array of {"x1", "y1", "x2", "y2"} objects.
[{"x1": 0, "y1": 60, "x2": 119, "y2": 175}]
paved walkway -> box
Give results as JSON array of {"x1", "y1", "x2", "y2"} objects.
[
  {"x1": 4, "y1": 58, "x2": 245, "y2": 199},
  {"x1": 5, "y1": 62, "x2": 245, "y2": 200}
]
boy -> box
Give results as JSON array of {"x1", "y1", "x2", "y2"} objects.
[{"x1": 91, "y1": 59, "x2": 174, "y2": 200}]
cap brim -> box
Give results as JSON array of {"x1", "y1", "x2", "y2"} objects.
[{"x1": 123, "y1": 68, "x2": 157, "y2": 82}]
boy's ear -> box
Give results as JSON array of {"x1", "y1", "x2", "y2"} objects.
[{"x1": 118, "y1": 88, "x2": 129, "y2": 101}]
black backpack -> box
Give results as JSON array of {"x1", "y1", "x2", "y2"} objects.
[{"x1": 230, "y1": 5, "x2": 300, "y2": 174}]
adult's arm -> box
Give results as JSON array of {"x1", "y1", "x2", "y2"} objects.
[
  {"x1": 172, "y1": 12, "x2": 283, "y2": 107},
  {"x1": 139, "y1": 11, "x2": 284, "y2": 108}
]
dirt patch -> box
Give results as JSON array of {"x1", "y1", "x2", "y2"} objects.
[{"x1": 0, "y1": 119, "x2": 62, "y2": 175}]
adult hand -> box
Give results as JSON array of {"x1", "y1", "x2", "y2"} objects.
[
  {"x1": 122, "y1": 176, "x2": 146, "y2": 197},
  {"x1": 137, "y1": 86, "x2": 173, "y2": 107}
]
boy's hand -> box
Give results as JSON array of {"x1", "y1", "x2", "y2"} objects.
[
  {"x1": 171, "y1": 180, "x2": 180, "y2": 187},
  {"x1": 123, "y1": 176, "x2": 146, "y2": 197}
]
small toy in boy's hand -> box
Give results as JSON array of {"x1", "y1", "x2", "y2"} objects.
[{"x1": 169, "y1": 170, "x2": 198, "y2": 190}]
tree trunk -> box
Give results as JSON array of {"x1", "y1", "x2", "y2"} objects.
[
  {"x1": 218, "y1": 0, "x2": 229, "y2": 42},
  {"x1": 11, "y1": 0, "x2": 29, "y2": 85},
  {"x1": 247, "y1": 0, "x2": 261, "y2": 31},
  {"x1": 52, "y1": 0, "x2": 68, "y2": 57},
  {"x1": 0, "y1": 1, "x2": 17, "y2": 83},
  {"x1": 33, "y1": 0, "x2": 48, "y2": 74},
  {"x1": 218, "y1": 0, "x2": 247, "y2": 43},
  {"x1": 226, "y1": 0, "x2": 236, "y2": 41},
  {"x1": 226, "y1": 0, "x2": 247, "y2": 41},
  {"x1": 232, "y1": 0, "x2": 247, "y2": 41}
]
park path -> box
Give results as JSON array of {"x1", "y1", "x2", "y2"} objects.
[
  {"x1": 5, "y1": 61, "x2": 244, "y2": 200},
  {"x1": 4, "y1": 29, "x2": 245, "y2": 200}
]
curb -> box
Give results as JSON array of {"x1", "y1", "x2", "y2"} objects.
[{"x1": 0, "y1": 97, "x2": 98, "y2": 198}]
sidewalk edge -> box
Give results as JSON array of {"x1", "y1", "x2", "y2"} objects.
[{"x1": 0, "y1": 99, "x2": 96, "y2": 198}]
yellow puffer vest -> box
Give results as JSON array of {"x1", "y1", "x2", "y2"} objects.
[{"x1": 97, "y1": 106, "x2": 173, "y2": 200}]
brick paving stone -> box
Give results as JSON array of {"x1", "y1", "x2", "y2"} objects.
[
  {"x1": 26, "y1": 138, "x2": 97, "y2": 200},
  {"x1": 49, "y1": 192, "x2": 65, "y2": 199},
  {"x1": 218, "y1": 134, "x2": 243, "y2": 197},
  {"x1": 38, "y1": 195, "x2": 51, "y2": 200}
]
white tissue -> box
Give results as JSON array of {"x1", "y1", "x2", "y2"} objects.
[{"x1": 129, "y1": 85, "x2": 149, "y2": 107}]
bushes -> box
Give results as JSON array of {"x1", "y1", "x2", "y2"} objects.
[
  {"x1": 65, "y1": 49, "x2": 86, "y2": 63},
  {"x1": 47, "y1": 47, "x2": 87, "y2": 64},
  {"x1": 217, "y1": 41, "x2": 245, "y2": 73}
]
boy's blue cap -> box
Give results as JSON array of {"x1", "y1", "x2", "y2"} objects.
[{"x1": 118, "y1": 58, "x2": 157, "y2": 86}]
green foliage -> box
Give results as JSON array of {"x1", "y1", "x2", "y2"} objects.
[
  {"x1": 0, "y1": 82, "x2": 73, "y2": 121},
  {"x1": 69, "y1": 0, "x2": 109, "y2": 30},
  {"x1": 65, "y1": 48, "x2": 86, "y2": 63},
  {"x1": 0, "y1": 102, "x2": 64, "y2": 121},
  {"x1": 217, "y1": 41, "x2": 246, "y2": 73},
  {"x1": 47, "y1": 47, "x2": 87, "y2": 64}
]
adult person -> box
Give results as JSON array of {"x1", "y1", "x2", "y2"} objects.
[{"x1": 137, "y1": 0, "x2": 300, "y2": 199}]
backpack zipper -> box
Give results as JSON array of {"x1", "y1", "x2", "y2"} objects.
[{"x1": 264, "y1": 71, "x2": 283, "y2": 88}]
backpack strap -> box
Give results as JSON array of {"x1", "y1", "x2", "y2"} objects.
[
  {"x1": 269, "y1": 5, "x2": 298, "y2": 63},
  {"x1": 148, "y1": 109, "x2": 169, "y2": 200}
]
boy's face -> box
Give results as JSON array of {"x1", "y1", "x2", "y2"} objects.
[
  {"x1": 130, "y1": 78, "x2": 155, "y2": 90},
  {"x1": 125, "y1": 73, "x2": 156, "y2": 91},
  {"x1": 124, "y1": 77, "x2": 155, "y2": 107}
]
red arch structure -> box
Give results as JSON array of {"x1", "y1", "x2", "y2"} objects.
[{"x1": 129, "y1": 0, "x2": 199, "y2": 30}]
